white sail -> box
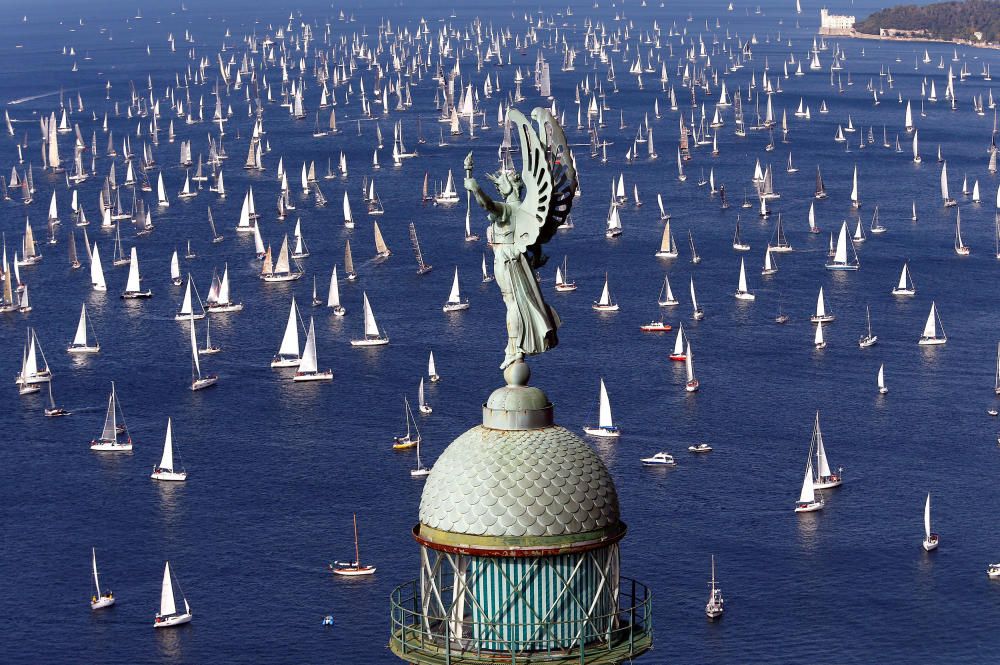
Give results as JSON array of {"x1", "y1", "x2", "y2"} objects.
[
  {"x1": 327, "y1": 266, "x2": 341, "y2": 308},
  {"x1": 878, "y1": 363, "x2": 886, "y2": 390},
  {"x1": 598, "y1": 275, "x2": 611, "y2": 305},
  {"x1": 92, "y1": 548, "x2": 103, "y2": 598},
  {"x1": 922, "y1": 302, "x2": 939, "y2": 338},
  {"x1": 428, "y1": 351, "x2": 437, "y2": 378},
  {"x1": 924, "y1": 493, "x2": 933, "y2": 540},
  {"x1": 834, "y1": 221, "x2": 849, "y2": 264},
  {"x1": 737, "y1": 258, "x2": 749, "y2": 292},
  {"x1": 799, "y1": 462, "x2": 816, "y2": 503},
  {"x1": 170, "y1": 250, "x2": 180, "y2": 282},
  {"x1": 897, "y1": 263, "x2": 910, "y2": 290},
  {"x1": 815, "y1": 287, "x2": 827, "y2": 317},
  {"x1": 159, "y1": 418, "x2": 175, "y2": 470},
  {"x1": 363, "y1": 293, "x2": 380, "y2": 337},
  {"x1": 814, "y1": 414, "x2": 832, "y2": 477},
  {"x1": 74, "y1": 303, "x2": 89, "y2": 346},
  {"x1": 159, "y1": 562, "x2": 177, "y2": 617},
  {"x1": 278, "y1": 298, "x2": 301, "y2": 357},
  {"x1": 685, "y1": 342, "x2": 695, "y2": 382},
  {"x1": 125, "y1": 248, "x2": 141, "y2": 292},
  {"x1": 447, "y1": 267, "x2": 462, "y2": 303},
  {"x1": 814, "y1": 320, "x2": 825, "y2": 346},
  {"x1": 299, "y1": 318, "x2": 319, "y2": 373},
  {"x1": 90, "y1": 243, "x2": 106, "y2": 290},
  {"x1": 190, "y1": 315, "x2": 201, "y2": 379},
  {"x1": 598, "y1": 378, "x2": 613, "y2": 428}
]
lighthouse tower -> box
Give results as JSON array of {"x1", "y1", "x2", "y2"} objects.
[{"x1": 388, "y1": 364, "x2": 653, "y2": 664}]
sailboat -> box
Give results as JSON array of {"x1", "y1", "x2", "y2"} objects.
[
  {"x1": 410, "y1": 421, "x2": 432, "y2": 478},
  {"x1": 795, "y1": 458, "x2": 824, "y2": 513},
  {"x1": 732, "y1": 217, "x2": 750, "y2": 251},
  {"x1": 442, "y1": 267, "x2": 469, "y2": 312},
  {"x1": 44, "y1": 381, "x2": 70, "y2": 417},
  {"x1": 734, "y1": 257, "x2": 755, "y2": 300},
  {"x1": 16, "y1": 329, "x2": 51, "y2": 389},
  {"x1": 170, "y1": 250, "x2": 182, "y2": 286},
  {"x1": 90, "y1": 382, "x2": 132, "y2": 451},
  {"x1": 393, "y1": 397, "x2": 421, "y2": 449},
  {"x1": 67, "y1": 303, "x2": 100, "y2": 353},
  {"x1": 151, "y1": 418, "x2": 187, "y2": 481},
  {"x1": 198, "y1": 318, "x2": 221, "y2": 356},
  {"x1": 918, "y1": 301, "x2": 947, "y2": 345},
  {"x1": 878, "y1": 363, "x2": 889, "y2": 394},
  {"x1": 940, "y1": 160, "x2": 958, "y2": 207},
  {"x1": 555, "y1": 256, "x2": 577, "y2": 292},
  {"x1": 428, "y1": 351, "x2": 440, "y2": 383},
  {"x1": 923, "y1": 493, "x2": 940, "y2": 551},
  {"x1": 481, "y1": 254, "x2": 494, "y2": 283},
  {"x1": 684, "y1": 342, "x2": 699, "y2": 392},
  {"x1": 583, "y1": 378, "x2": 620, "y2": 437},
  {"x1": 327, "y1": 266, "x2": 346, "y2": 315},
  {"x1": 90, "y1": 548, "x2": 115, "y2": 610},
  {"x1": 592, "y1": 273, "x2": 619, "y2": 311},
  {"x1": 271, "y1": 298, "x2": 303, "y2": 367},
  {"x1": 810, "y1": 412, "x2": 842, "y2": 488},
  {"x1": 90, "y1": 242, "x2": 107, "y2": 291},
  {"x1": 954, "y1": 207, "x2": 970, "y2": 255},
  {"x1": 814, "y1": 320, "x2": 827, "y2": 349},
  {"x1": 189, "y1": 314, "x2": 218, "y2": 390},
  {"x1": 205, "y1": 264, "x2": 243, "y2": 312},
  {"x1": 810, "y1": 287, "x2": 835, "y2": 323},
  {"x1": 330, "y1": 514, "x2": 376, "y2": 576},
  {"x1": 121, "y1": 248, "x2": 152, "y2": 298},
  {"x1": 417, "y1": 377, "x2": 432, "y2": 414},
  {"x1": 690, "y1": 277, "x2": 704, "y2": 320},
  {"x1": 260, "y1": 235, "x2": 303, "y2": 281},
  {"x1": 859, "y1": 305, "x2": 878, "y2": 347},
  {"x1": 373, "y1": 222, "x2": 391, "y2": 258},
  {"x1": 658, "y1": 275, "x2": 678, "y2": 306},
  {"x1": 350, "y1": 293, "x2": 389, "y2": 346},
  {"x1": 175, "y1": 275, "x2": 206, "y2": 320},
  {"x1": 654, "y1": 220, "x2": 677, "y2": 257},
  {"x1": 154, "y1": 561, "x2": 192, "y2": 628},
  {"x1": 705, "y1": 556, "x2": 724, "y2": 620},
  {"x1": 892, "y1": 262, "x2": 916, "y2": 296},
  {"x1": 293, "y1": 318, "x2": 333, "y2": 382}
]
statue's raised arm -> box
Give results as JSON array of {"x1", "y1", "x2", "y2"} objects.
[{"x1": 463, "y1": 107, "x2": 578, "y2": 372}]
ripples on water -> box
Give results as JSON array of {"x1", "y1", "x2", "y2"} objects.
[{"x1": 3, "y1": 0, "x2": 1000, "y2": 661}]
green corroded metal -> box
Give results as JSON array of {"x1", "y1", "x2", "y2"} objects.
[
  {"x1": 418, "y1": 425, "x2": 620, "y2": 540},
  {"x1": 463, "y1": 107, "x2": 577, "y2": 370},
  {"x1": 389, "y1": 577, "x2": 653, "y2": 665}
]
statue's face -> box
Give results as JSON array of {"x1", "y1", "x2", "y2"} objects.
[{"x1": 495, "y1": 172, "x2": 521, "y2": 198}]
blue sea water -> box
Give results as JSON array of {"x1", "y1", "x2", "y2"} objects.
[{"x1": 3, "y1": 0, "x2": 1000, "y2": 662}]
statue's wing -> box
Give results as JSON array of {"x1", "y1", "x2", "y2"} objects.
[
  {"x1": 532, "y1": 107, "x2": 578, "y2": 245},
  {"x1": 509, "y1": 108, "x2": 551, "y2": 253}
]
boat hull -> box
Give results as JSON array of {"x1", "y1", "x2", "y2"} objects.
[
  {"x1": 923, "y1": 536, "x2": 940, "y2": 552},
  {"x1": 351, "y1": 338, "x2": 389, "y2": 347},
  {"x1": 293, "y1": 370, "x2": 333, "y2": 382},
  {"x1": 207, "y1": 303, "x2": 244, "y2": 313},
  {"x1": 91, "y1": 596, "x2": 115, "y2": 610},
  {"x1": 918, "y1": 337, "x2": 946, "y2": 346},
  {"x1": 91, "y1": 441, "x2": 132, "y2": 452},
  {"x1": 151, "y1": 469, "x2": 188, "y2": 481},
  {"x1": 191, "y1": 375, "x2": 219, "y2": 391},
  {"x1": 154, "y1": 612, "x2": 192, "y2": 628},
  {"x1": 583, "y1": 426, "x2": 620, "y2": 438},
  {"x1": 795, "y1": 500, "x2": 824, "y2": 513}
]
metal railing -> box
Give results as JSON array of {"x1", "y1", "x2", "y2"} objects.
[{"x1": 389, "y1": 577, "x2": 652, "y2": 665}]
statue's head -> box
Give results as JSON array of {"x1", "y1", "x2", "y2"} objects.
[{"x1": 486, "y1": 170, "x2": 522, "y2": 200}]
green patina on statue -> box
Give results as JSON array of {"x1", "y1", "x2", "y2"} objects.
[{"x1": 464, "y1": 108, "x2": 578, "y2": 371}]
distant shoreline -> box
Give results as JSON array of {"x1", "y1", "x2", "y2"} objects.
[{"x1": 825, "y1": 29, "x2": 1000, "y2": 52}]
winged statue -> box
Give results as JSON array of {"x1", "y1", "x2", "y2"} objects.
[{"x1": 464, "y1": 107, "x2": 578, "y2": 370}]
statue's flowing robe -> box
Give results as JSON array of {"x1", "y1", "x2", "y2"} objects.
[{"x1": 493, "y1": 203, "x2": 560, "y2": 357}]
